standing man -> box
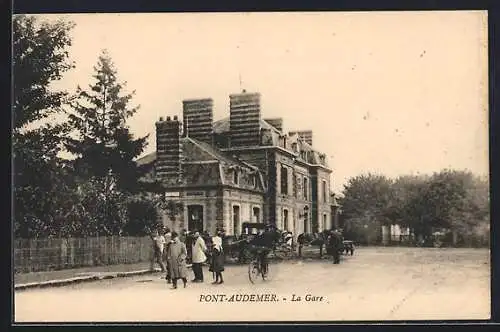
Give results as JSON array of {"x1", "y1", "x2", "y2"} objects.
[
  {"x1": 150, "y1": 229, "x2": 166, "y2": 272},
  {"x1": 297, "y1": 233, "x2": 305, "y2": 258},
  {"x1": 191, "y1": 231, "x2": 207, "y2": 282},
  {"x1": 328, "y1": 229, "x2": 342, "y2": 264},
  {"x1": 164, "y1": 228, "x2": 173, "y2": 283},
  {"x1": 166, "y1": 232, "x2": 188, "y2": 289}
]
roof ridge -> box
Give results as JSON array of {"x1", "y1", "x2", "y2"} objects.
[
  {"x1": 184, "y1": 137, "x2": 220, "y2": 160},
  {"x1": 188, "y1": 136, "x2": 261, "y2": 170},
  {"x1": 238, "y1": 159, "x2": 259, "y2": 171},
  {"x1": 261, "y1": 119, "x2": 282, "y2": 134}
]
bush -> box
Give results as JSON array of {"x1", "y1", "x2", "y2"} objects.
[{"x1": 124, "y1": 198, "x2": 160, "y2": 236}]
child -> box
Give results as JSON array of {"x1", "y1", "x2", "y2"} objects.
[{"x1": 209, "y1": 232, "x2": 225, "y2": 284}]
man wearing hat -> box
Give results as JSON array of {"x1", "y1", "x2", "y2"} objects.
[
  {"x1": 191, "y1": 230, "x2": 208, "y2": 282},
  {"x1": 249, "y1": 224, "x2": 277, "y2": 275}
]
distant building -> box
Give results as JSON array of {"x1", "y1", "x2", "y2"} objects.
[{"x1": 137, "y1": 91, "x2": 333, "y2": 237}]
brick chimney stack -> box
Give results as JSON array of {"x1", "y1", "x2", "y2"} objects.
[
  {"x1": 156, "y1": 116, "x2": 183, "y2": 183},
  {"x1": 229, "y1": 91, "x2": 261, "y2": 147},
  {"x1": 182, "y1": 98, "x2": 214, "y2": 144}
]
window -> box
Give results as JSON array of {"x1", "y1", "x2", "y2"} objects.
[
  {"x1": 294, "y1": 174, "x2": 299, "y2": 198},
  {"x1": 323, "y1": 214, "x2": 327, "y2": 231},
  {"x1": 253, "y1": 207, "x2": 261, "y2": 223},
  {"x1": 322, "y1": 180, "x2": 327, "y2": 203},
  {"x1": 283, "y1": 209, "x2": 289, "y2": 231},
  {"x1": 233, "y1": 170, "x2": 239, "y2": 185},
  {"x1": 252, "y1": 174, "x2": 257, "y2": 188},
  {"x1": 303, "y1": 177, "x2": 308, "y2": 199},
  {"x1": 292, "y1": 143, "x2": 298, "y2": 152},
  {"x1": 233, "y1": 205, "x2": 240, "y2": 235},
  {"x1": 280, "y1": 166, "x2": 288, "y2": 195}
]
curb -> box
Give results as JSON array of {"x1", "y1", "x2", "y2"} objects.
[{"x1": 15, "y1": 264, "x2": 196, "y2": 291}]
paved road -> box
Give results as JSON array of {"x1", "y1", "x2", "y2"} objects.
[{"x1": 14, "y1": 247, "x2": 490, "y2": 322}]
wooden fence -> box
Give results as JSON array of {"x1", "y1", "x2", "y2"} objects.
[{"x1": 14, "y1": 236, "x2": 153, "y2": 274}]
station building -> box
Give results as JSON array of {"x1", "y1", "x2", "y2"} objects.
[{"x1": 137, "y1": 91, "x2": 333, "y2": 237}]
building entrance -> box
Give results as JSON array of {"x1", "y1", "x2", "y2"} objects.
[{"x1": 187, "y1": 205, "x2": 204, "y2": 232}]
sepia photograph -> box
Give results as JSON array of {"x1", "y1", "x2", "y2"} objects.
[{"x1": 12, "y1": 11, "x2": 490, "y2": 323}]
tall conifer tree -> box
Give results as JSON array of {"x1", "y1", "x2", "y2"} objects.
[{"x1": 65, "y1": 50, "x2": 148, "y2": 192}]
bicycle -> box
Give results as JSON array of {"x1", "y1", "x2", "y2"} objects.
[{"x1": 248, "y1": 247, "x2": 270, "y2": 284}]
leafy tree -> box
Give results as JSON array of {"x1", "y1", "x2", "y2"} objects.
[
  {"x1": 339, "y1": 173, "x2": 393, "y2": 223},
  {"x1": 65, "y1": 50, "x2": 148, "y2": 192},
  {"x1": 339, "y1": 174, "x2": 393, "y2": 244},
  {"x1": 12, "y1": 15, "x2": 75, "y2": 237},
  {"x1": 431, "y1": 171, "x2": 489, "y2": 244},
  {"x1": 13, "y1": 15, "x2": 75, "y2": 131},
  {"x1": 124, "y1": 199, "x2": 160, "y2": 236},
  {"x1": 338, "y1": 170, "x2": 490, "y2": 247},
  {"x1": 71, "y1": 175, "x2": 129, "y2": 236}
]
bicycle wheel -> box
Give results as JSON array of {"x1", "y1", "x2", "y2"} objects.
[
  {"x1": 261, "y1": 263, "x2": 269, "y2": 280},
  {"x1": 248, "y1": 259, "x2": 260, "y2": 284}
]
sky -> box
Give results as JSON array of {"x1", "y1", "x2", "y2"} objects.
[{"x1": 31, "y1": 11, "x2": 488, "y2": 193}]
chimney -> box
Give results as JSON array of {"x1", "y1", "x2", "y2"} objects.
[
  {"x1": 289, "y1": 130, "x2": 313, "y2": 146},
  {"x1": 182, "y1": 98, "x2": 214, "y2": 144},
  {"x1": 156, "y1": 116, "x2": 183, "y2": 182},
  {"x1": 229, "y1": 92, "x2": 261, "y2": 147},
  {"x1": 264, "y1": 118, "x2": 283, "y2": 132}
]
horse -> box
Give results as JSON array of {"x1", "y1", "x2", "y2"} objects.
[{"x1": 297, "y1": 230, "x2": 331, "y2": 258}]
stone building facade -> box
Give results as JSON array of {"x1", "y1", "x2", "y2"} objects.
[{"x1": 137, "y1": 91, "x2": 333, "y2": 237}]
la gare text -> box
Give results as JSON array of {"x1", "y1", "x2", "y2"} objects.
[{"x1": 199, "y1": 293, "x2": 326, "y2": 303}]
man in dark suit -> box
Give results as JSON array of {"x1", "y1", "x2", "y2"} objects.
[
  {"x1": 249, "y1": 224, "x2": 276, "y2": 274},
  {"x1": 328, "y1": 229, "x2": 342, "y2": 264}
]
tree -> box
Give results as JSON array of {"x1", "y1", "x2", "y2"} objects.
[
  {"x1": 12, "y1": 15, "x2": 75, "y2": 237},
  {"x1": 339, "y1": 174, "x2": 393, "y2": 244},
  {"x1": 13, "y1": 15, "x2": 75, "y2": 131},
  {"x1": 124, "y1": 196, "x2": 160, "y2": 236},
  {"x1": 393, "y1": 170, "x2": 489, "y2": 246},
  {"x1": 339, "y1": 173, "x2": 394, "y2": 223},
  {"x1": 72, "y1": 176, "x2": 129, "y2": 236},
  {"x1": 65, "y1": 50, "x2": 148, "y2": 192},
  {"x1": 425, "y1": 170, "x2": 489, "y2": 245}
]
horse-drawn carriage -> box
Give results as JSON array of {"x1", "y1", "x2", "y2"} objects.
[{"x1": 223, "y1": 222, "x2": 293, "y2": 263}]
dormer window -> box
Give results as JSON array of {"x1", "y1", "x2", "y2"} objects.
[
  {"x1": 292, "y1": 143, "x2": 298, "y2": 152},
  {"x1": 252, "y1": 174, "x2": 257, "y2": 188}
]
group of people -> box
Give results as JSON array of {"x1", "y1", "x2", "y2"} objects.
[
  {"x1": 150, "y1": 225, "x2": 347, "y2": 289},
  {"x1": 150, "y1": 228, "x2": 225, "y2": 289}
]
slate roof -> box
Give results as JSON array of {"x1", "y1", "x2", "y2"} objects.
[
  {"x1": 213, "y1": 117, "x2": 281, "y2": 135},
  {"x1": 136, "y1": 136, "x2": 260, "y2": 172}
]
